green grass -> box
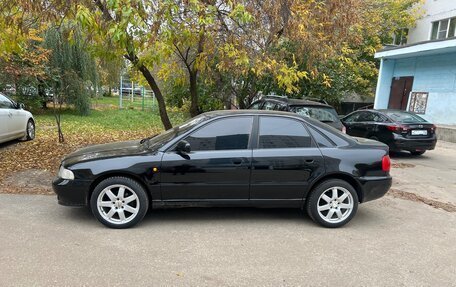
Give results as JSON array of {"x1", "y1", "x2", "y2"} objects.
[
  {"x1": 35, "y1": 106, "x2": 189, "y2": 135},
  {"x1": 92, "y1": 96, "x2": 120, "y2": 107},
  {"x1": 91, "y1": 95, "x2": 157, "y2": 111}
]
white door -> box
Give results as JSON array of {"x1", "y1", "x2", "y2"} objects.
[
  {"x1": 10, "y1": 104, "x2": 27, "y2": 135},
  {"x1": 0, "y1": 93, "x2": 15, "y2": 141}
]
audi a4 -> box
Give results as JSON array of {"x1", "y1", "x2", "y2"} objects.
[{"x1": 53, "y1": 110, "x2": 392, "y2": 228}]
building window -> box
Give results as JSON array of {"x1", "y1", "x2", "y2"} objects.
[
  {"x1": 393, "y1": 28, "x2": 408, "y2": 45},
  {"x1": 431, "y1": 17, "x2": 456, "y2": 40}
]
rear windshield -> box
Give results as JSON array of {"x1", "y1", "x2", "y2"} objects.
[
  {"x1": 384, "y1": 111, "x2": 427, "y2": 124},
  {"x1": 289, "y1": 105, "x2": 339, "y2": 123}
]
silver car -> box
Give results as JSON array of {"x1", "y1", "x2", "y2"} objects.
[{"x1": 0, "y1": 92, "x2": 35, "y2": 144}]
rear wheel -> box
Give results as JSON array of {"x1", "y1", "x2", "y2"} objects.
[
  {"x1": 410, "y1": 150, "x2": 425, "y2": 156},
  {"x1": 306, "y1": 179, "x2": 358, "y2": 228},
  {"x1": 90, "y1": 177, "x2": 149, "y2": 229}
]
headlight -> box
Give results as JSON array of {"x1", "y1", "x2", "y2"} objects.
[{"x1": 58, "y1": 166, "x2": 75, "y2": 180}]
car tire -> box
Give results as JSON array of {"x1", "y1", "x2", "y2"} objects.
[
  {"x1": 306, "y1": 179, "x2": 358, "y2": 228},
  {"x1": 25, "y1": 119, "x2": 35, "y2": 141},
  {"x1": 410, "y1": 151, "x2": 425, "y2": 156},
  {"x1": 90, "y1": 176, "x2": 149, "y2": 229}
]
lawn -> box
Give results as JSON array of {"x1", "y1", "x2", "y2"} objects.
[
  {"x1": 0, "y1": 101, "x2": 189, "y2": 194},
  {"x1": 35, "y1": 106, "x2": 187, "y2": 134}
]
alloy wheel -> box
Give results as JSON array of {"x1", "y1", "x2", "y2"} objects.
[
  {"x1": 317, "y1": 186, "x2": 354, "y2": 224},
  {"x1": 27, "y1": 121, "x2": 35, "y2": 139},
  {"x1": 97, "y1": 184, "x2": 140, "y2": 225}
]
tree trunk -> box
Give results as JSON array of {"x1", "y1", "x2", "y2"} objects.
[
  {"x1": 53, "y1": 97, "x2": 64, "y2": 143},
  {"x1": 38, "y1": 80, "x2": 47, "y2": 109},
  {"x1": 189, "y1": 70, "x2": 199, "y2": 117},
  {"x1": 138, "y1": 64, "x2": 173, "y2": 130}
]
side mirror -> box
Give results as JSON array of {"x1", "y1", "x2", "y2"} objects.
[
  {"x1": 16, "y1": 103, "x2": 25, "y2": 109},
  {"x1": 176, "y1": 140, "x2": 191, "y2": 154}
]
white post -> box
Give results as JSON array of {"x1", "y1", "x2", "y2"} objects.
[
  {"x1": 119, "y1": 74, "x2": 123, "y2": 109},
  {"x1": 131, "y1": 81, "x2": 134, "y2": 102}
]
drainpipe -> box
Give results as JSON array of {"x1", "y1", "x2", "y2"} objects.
[{"x1": 374, "y1": 58, "x2": 384, "y2": 109}]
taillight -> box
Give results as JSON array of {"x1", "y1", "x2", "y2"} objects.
[
  {"x1": 431, "y1": 124, "x2": 436, "y2": 133},
  {"x1": 382, "y1": 155, "x2": 391, "y2": 172},
  {"x1": 342, "y1": 126, "x2": 346, "y2": 134},
  {"x1": 387, "y1": 125, "x2": 408, "y2": 133}
]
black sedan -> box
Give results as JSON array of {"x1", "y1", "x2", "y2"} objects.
[
  {"x1": 341, "y1": 109, "x2": 437, "y2": 156},
  {"x1": 53, "y1": 110, "x2": 392, "y2": 229}
]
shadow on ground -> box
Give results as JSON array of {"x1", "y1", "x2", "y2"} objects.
[
  {"x1": 389, "y1": 151, "x2": 432, "y2": 160},
  {"x1": 65, "y1": 206, "x2": 313, "y2": 226},
  {"x1": 62, "y1": 204, "x2": 382, "y2": 228},
  {"x1": 0, "y1": 139, "x2": 21, "y2": 150}
]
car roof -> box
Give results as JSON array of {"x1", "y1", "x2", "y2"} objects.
[
  {"x1": 201, "y1": 109, "x2": 306, "y2": 119},
  {"x1": 352, "y1": 109, "x2": 415, "y2": 114},
  {"x1": 260, "y1": 96, "x2": 332, "y2": 108}
]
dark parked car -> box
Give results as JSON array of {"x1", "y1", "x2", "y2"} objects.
[
  {"x1": 247, "y1": 96, "x2": 345, "y2": 132},
  {"x1": 53, "y1": 110, "x2": 392, "y2": 229},
  {"x1": 341, "y1": 109, "x2": 437, "y2": 155}
]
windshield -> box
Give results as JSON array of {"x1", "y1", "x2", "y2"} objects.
[
  {"x1": 384, "y1": 111, "x2": 427, "y2": 124},
  {"x1": 144, "y1": 115, "x2": 207, "y2": 150},
  {"x1": 290, "y1": 105, "x2": 339, "y2": 122}
]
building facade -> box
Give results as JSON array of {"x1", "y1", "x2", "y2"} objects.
[{"x1": 374, "y1": 0, "x2": 456, "y2": 125}]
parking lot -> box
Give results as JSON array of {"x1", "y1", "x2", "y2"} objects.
[{"x1": 1, "y1": 142, "x2": 455, "y2": 286}]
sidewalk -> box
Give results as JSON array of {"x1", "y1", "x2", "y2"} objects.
[
  {"x1": 436, "y1": 125, "x2": 456, "y2": 143},
  {"x1": 390, "y1": 140, "x2": 456, "y2": 206}
]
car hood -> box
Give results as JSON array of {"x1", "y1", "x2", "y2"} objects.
[{"x1": 63, "y1": 140, "x2": 148, "y2": 166}]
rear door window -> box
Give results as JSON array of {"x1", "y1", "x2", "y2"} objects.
[
  {"x1": 356, "y1": 112, "x2": 372, "y2": 122},
  {"x1": 307, "y1": 126, "x2": 336, "y2": 148},
  {"x1": 362, "y1": 112, "x2": 384, "y2": 122},
  {"x1": 258, "y1": 117, "x2": 313, "y2": 149},
  {"x1": 344, "y1": 112, "x2": 361, "y2": 123}
]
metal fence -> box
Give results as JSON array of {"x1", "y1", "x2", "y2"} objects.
[{"x1": 119, "y1": 76, "x2": 156, "y2": 111}]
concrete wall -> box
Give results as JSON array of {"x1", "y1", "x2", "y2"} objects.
[
  {"x1": 408, "y1": 0, "x2": 456, "y2": 44},
  {"x1": 374, "y1": 52, "x2": 456, "y2": 125}
]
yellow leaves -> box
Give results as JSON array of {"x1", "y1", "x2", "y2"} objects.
[
  {"x1": 157, "y1": 61, "x2": 184, "y2": 82},
  {"x1": 216, "y1": 43, "x2": 250, "y2": 73},
  {"x1": 322, "y1": 73, "x2": 332, "y2": 88},
  {"x1": 229, "y1": 4, "x2": 254, "y2": 24},
  {"x1": 275, "y1": 62, "x2": 307, "y2": 94},
  {"x1": 76, "y1": 5, "x2": 93, "y2": 28},
  {"x1": 27, "y1": 29, "x2": 44, "y2": 42}
]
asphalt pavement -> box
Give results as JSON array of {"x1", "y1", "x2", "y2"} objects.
[
  {"x1": 0, "y1": 193, "x2": 455, "y2": 286},
  {"x1": 1, "y1": 141, "x2": 456, "y2": 286}
]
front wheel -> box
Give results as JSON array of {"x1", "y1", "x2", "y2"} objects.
[
  {"x1": 306, "y1": 179, "x2": 358, "y2": 228},
  {"x1": 26, "y1": 119, "x2": 35, "y2": 141},
  {"x1": 90, "y1": 177, "x2": 149, "y2": 229}
]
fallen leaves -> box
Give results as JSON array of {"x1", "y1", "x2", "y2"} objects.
[{"x1": 0, "y1": 125, "x2": 157, "y2": 194}]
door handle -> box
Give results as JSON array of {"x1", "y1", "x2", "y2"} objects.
[
  {"x1": 231, "y1": 158, "x2": 243, "y2": 165},
  {"x1": 305, "y1": 159, "x2": 314, "y2": 164}
]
